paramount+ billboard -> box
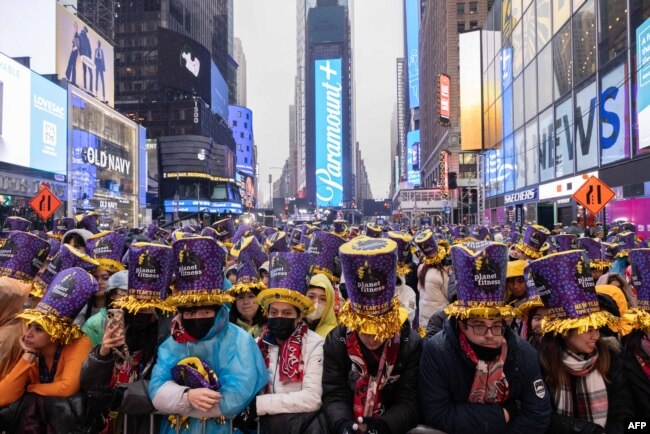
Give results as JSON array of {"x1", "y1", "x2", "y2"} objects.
[{"x1": 314, "y1": 58, "x2": 344, "y2": 207}]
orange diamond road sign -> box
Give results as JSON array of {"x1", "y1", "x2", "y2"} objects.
[
  {"x1": 572, "y1": 176, "x2": 616, "y2": 215},
  {"x1": 29, "y1": 187, "x2": 62, "y2": 220}
]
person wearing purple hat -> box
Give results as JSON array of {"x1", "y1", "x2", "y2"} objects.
[
  {"x1": 47, "y1": 217, "x2": 77, "y2": 240},
  {"x1": 414, "y1": 229, "x2": 451, "y2": 330},
  {"x1": 76, "y1": 210, "x2": 100, "y2": 234},
  {"x1": 577, "y1": 238, "x2": 609, "y2": 281},
  {"x1": 322, "y1": 236, "x2": 421, "y2": 434},
  {"x1": 514, "y1": 224, "x2": 551, "y2": 260},
  {"x1": 388, "y1": 231, "x2": 417, "y2": 325},
  {"x1": 0, "y1": 216, "x2": 32, "y2": 238},
  {"x1": 528, "y1": 250, "x2": 634, "y2": 433},
  {"x1": 264, "y1": 230, "x2": 289, "y2": 254},
  {"x1": 421, "y1": 242, "x2": 551, "y2": 433},
  {"x1": 332, "y1": 219, "x2": 348, "y2": 239}
]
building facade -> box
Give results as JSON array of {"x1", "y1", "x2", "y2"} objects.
[{"x1": 233, "y1": 37, "x2": 247, "y2": 107}]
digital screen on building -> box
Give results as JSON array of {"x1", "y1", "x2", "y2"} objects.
[
  {"x1": 237, "y1": 173, "x2": 256, "y2": 209},
  {"x1": 405, "y1": 0, "x2": 420, "y2": 109},
  {"x1": 56, "y1": 4, "x2": 115, "y2": 106},
  {"x1": 314, "y1": 58, "x2": 344, "y2": 207},
  {"x1": 0, "y1": 52, "x2": 67, "y2": 176},
  {"x1": 163, "y1": 200, "x2": 243, "y2": 215},
  {"x1": 459, "y1": 31, "x2": 483, "y2": 150},
  {"x1": 439, "y1": 74, "x2": 450, "y2": 122},
  {"x1": 146, "y1": 139, "x2": 158, "y2": 195},
  {"x1": 636, "y1": 17, "x2": 650, "y2": 150},
  {"x1": 158, "y1": 27, "x2": 211, "y2": 105},
  {"x1": 211, "y1": 61, "x2": 229, "y2": 120},
  {"x1": 229, "y1": 105, "x2": 254, "y2": 176},
  {"x1": 406, "y1": 130, "x2": 421, "y2": 185}
]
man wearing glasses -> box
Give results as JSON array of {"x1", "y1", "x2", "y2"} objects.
[{"x1": 419, "y1": 242, "x2": 551, "y2": 433}]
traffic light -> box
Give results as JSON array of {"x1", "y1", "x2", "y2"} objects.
[{"x1": 448, "y1": 172, "x2": 458, "y2": 189}]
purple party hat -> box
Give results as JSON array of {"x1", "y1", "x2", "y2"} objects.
[
  {"x1": 264, "y1": 231, "x2": 289, "y2": 254},
  {"x1": 1, "y1": 216, "x2": 32, "y2": 237},
  {"x1": 77, "y1": 211, "x2": 100, "y2": 234},
  {"x1": 48, "y1": 217, "x2": 76, "y2": 240},
  {"x1": 47, "y1": 238, "x2": 61, "y2": 262},
  {"x1": 387, "y1": 231, "x2": 414, "y2": 276},
  {"x1": 86, "y1": 231, "x2": 126, "y2": 273},
  {"x1": 414, "y1": 229, "x2": 449, "y2": 266},
  {"x1": 0, "y1": 232, "x2": 50, "y2": 284},
  {"x1": 554, "y1": 234, "x2": 577, "y2": 252},
  {"x1": 232, "y1": 223, "x2": 254, "y2": 246},
  {"x1": 31, "y1": 243, "x2": 99, "y2": 298},
  {"x1": 172, "y1": 357, "x2": 221, "y2": 391},
  {"x1": 288, "y1": 227, "x2": 306, "y2": 252},
  {"x1": 230, "y1": 235, "x2": 268, "y2": 267},
  {"x1": 364, "y1": 222, "x2": 383, "y2": 238},
  {"x1": 627, "y1": 249, "x2": 650, "y2": 331},
  {"x1": 332, "y1": 219, "x2": 348, "y2": 237},
  {"x1": 227, "y1": 239, "x2": 268, "y2": 296},
  {"x1": 212, "y1": 218, "x2": 236, "y2": 240},
  {"x1": 18, "y1": 267, "x2": 98, "y2": 344},
  {"x1": 576, "y1": 237, "x2": 608, "y2": 270},
  {"x1": 257, "y1": 251, "x2": 314, "y2": 315},
  {"x1": 615, "y1": 231, "x2": 638, "y2": 257},
  {"x1": 515, "y1": 224, "x2": 550, "y2": 259},
  {"x1": 307, "y1": 230, "x2": 345, "y2": 283}
]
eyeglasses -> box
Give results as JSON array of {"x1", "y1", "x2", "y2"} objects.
[{"x1": 465, "y1": 322, "x2": 505, "y2": 336}]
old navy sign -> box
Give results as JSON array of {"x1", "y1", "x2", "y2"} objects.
[
  {"x1": 314, "y1": 58, "x2": 343, "y2": 207},
  {"x1": 505, "y1": 188, "x2": 537, "y2": 205}
]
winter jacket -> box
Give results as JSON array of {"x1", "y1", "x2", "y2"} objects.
[
  {"x1": 417, "y1": 265, "x2": 449, "y2": 328},
  {"x1": 82, "y1": 307, "x2": 107, "y2": 346},
  {"x1": 396, "y1": 276, "x2": 417, "y2": 324},
  {"x1": 322, "y1": 322, "x2": 422, "y2": 434},
  {"x1": 620, "y1": 349, "x2": 650, "y2": 420},
  {"x1": 420, "y1": 318, "x2": 551, "y2": 433},
  {"x1": 257, "y1": 327, "x2": 324, "y2": 416},
  {"x1": 424, "y1": 308, "x2": 448, "y2": 339},
  {"x1": 544, "y1": 346, "x2": 634, "y2": 434},
  {"x1": 149, "y1": 306, "x2": 267, "y2": 434},
  {"x1": 310, "y1": 274, "x2": 338, "y2": 339},
  {"x1": 0, "y1": 277, "x2": 30, "y2": 379}
]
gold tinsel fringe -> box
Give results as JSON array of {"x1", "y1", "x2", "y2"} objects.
[
  {"x1": 453, "y1": 237, "x2": 477, "y2": 245},
  {"x1": 623, "y1": 309, "x2": 650, "y2": 332},
  {"x1": 590, "y1": 260, "x2": 611, "y2": 270},
  {"x1": 422, "y1": 245, "x2": 447, "y2": 266},
  {"x1": 166, "y1": 291, "x2": 235, "y2": 308},
  {"x1": 515, "y1": 242, "x2": 546, "y2": 259},
  {"x1": 541, "y1": 310, "x2": 620, "y2": 336},
  {"x1": 511, "y1": 296, "x2": 544, "y2": 319},
  {"x1": 337, "y1": 296, "x2": 405, "y2": 342},
  {"x1": 30, "y1": 282, "x2": 46, "y2": 299},
  {"x1": 227, "y1": 281, "x2": 266, "y2": 296},
  {"x1": 291, "y1": 245, "x2": 305, "y2": 252},
  {"x1": 16, "y1": 309, "x2": 83, "y2": 344},
  {"x1": 417, "y1": 326, "x2": 426, "y2": 338},
  {"x1": 168, "y1": 415, "x2": 227, "y2": 430},
  {"x1": 312, "y1": 266, "x2": 339, "y2": 284},
  {"x1": 616, "y1": 251, "x2": 630, "y2": 259},
  {"x1": 111, "y1": 296, "x2": 176, "y2": 314},
  {"x1": 444, "y1": 301, "x2": 514, "y2": 319},
  {"x1": 396, "y1": 263, "x2": 411, "y2": 277}
]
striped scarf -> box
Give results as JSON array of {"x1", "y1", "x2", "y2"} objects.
[
  {"x1": 459, "y1": 331, "x2": 510, "y2": 404},
  {"x1": 555, "y1": 350, "x2": 608, "y2": 428}
]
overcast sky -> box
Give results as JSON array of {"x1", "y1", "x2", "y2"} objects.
[{"x1": 234, "y1": 0, "x2": 404, "y2": 203}]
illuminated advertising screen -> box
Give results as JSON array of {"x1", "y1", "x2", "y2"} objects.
[
  {"x1": 211, "y1": 61, "x2": 229, "y2": 119},
  {"x1": 459, "y1": 31, "x2": 484, "y2": 150},
  {"x1": 314, "y1": 58, "x2": 344, "y2": 207},
  {"x1": 229, "y1": 105, "x2": 254, "y2": 176},
  {"x1": 407, "y1": 130, "x2": 421, "y2": 185},
  {"x1": 405, "y1": 0, "x2": 420, "y2": 109},
  {"x1": 636, "y1": 17, "x2": 650, "y2": 150},
  {"x1": 0, "y1": 52, "x2": 67, "y2": 175},
  {"x1": 56, "y1": 4, "x2": 114, "y2": 106},
  {"x1": 163, "y1": 200, "x2": 243, "y2": 215},
  {"x1": 439, "y1": 74, "x2": 450, "y2": 122}
]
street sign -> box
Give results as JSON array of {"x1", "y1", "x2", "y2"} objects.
[
  {"x1": 29, "y1": 186, "x2": 62, "y2": 220},
  {"x1": 572, "y1": 176, "x2": 616, "y2": 215}
]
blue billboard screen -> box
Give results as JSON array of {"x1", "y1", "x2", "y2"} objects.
[
  {"x1": 314, "y1": 58, "x2": 344, "y2": 207},
  {"x1": 229, "y1": 105, "x2": 254, "y2": 176},
  {"x1": 211, "y1": 61, "x2": 229, "y2": 120},
  {"x1": 407, "y1": 130, "x2": 421, "y2": 185},
  {"x1": 637, "y1": 17, "x2": 650, "y2": 150},
  {"x1": 405, "y1": 0, "x2": 420, "y2": 109}
]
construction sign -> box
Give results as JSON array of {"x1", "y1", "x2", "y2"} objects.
[{"x1": 572, "y1": 176, "x2": 616, "y2": 215}]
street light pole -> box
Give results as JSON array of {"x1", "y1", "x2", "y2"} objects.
[{"x1": 268, "y1": 174, "x2": 273, "y2": 209}]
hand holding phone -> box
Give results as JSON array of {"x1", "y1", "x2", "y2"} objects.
[{"x1": 100, "y1": 309, "x2": 126, "y2": 357}]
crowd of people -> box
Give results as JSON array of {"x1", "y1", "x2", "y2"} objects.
[{"x1": 0, "y1": 212, "x2": 647, "y2": 434}]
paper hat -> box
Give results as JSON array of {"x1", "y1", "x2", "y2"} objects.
[
  {"x1": 338, "y1": 236, "x2": 408, "y2": 341},
  {"x1": 307, "y1": 231, "x2": 345, "y2": 283},
  {"x1": 332, "y1": 219, "x2": 348, "y2": 237},
  {"x1": 299, "y1": 224, "x2": 316, "y2": 249},
  {"x1": 212, "y1": 218, "x2": 236, "y2": 240},
  {"x1": 525, "y1": 250, "x2": 618, "y2": 335},
  {"x1": 615, "y1": 231, "x2": 638, "y2": 257},
  {"x1": 0, "y1": 231, "x2": 50, "y2": 285},
  {"x1": 257, "y1": 251, "x2": 314, "y2": 315},
  {"x1": 167, "y1": 236, "x2": 233, "y2": 308},
  {"x1": 232, "y1": 224, "x2": 254, "y2": 246},
  {"x1": 576, "y1": 237, "x2": 609, "y2": 270},
  {"x1": 414, "y1": 230, "x2": 448, "y2": 266},
  {"x1": 199, "y1": 226, "x2": 222, "y2": 244},
  {"x1": 515, "y1": 224, "x2": 550, "y2": 259},
  {"x1": 450, "y1": 225, "x2": 476, "y2": 244},
  {"x1": 111, "y1": 242, "x2": 175, "y2": 313},
  {"x1": 30, "y1": 230, "x2": 47, "y2": 240},
  {"x1": 86, "y1": 231, "x2": 126, "y2": 273},
  {"x1": 506, "y1": 231, "x2": 521, "y2": 245},
  {"x1": 31, "y1": 243, "x2": 99, "y2": 298},
  {"x1": 227, "y1": 254, "x2": 266, "y2": 296},
  {"x1": 172, "y1": 357, "x2": 221, "y2": 391},
  {"x1": 264, "y1": 231, "x2": 289, "y2": 253},
  {"x1": 1, "y1": 216, "x2": 32, "y2": 236},
  {"x1": 471, "y1": 226, "x2": 489, "y2": 241},
  {"x1": 507, "y1": 260, "x2": 526, "y2": 278},
  {"x1": 622, "y1": 222, "x2": 636, "y2": 233},
  {"x1": 18, "y1": 267, "x2": 98, "y2": 344},
  {"x1": 49, "y1": 217, "x2": 76, "y2": 240},
  {"x1": 602, "y1": 242, "x2": 620, "y2": 263},
  {"x1": 47, "y1": 238, "x2": 61, "y2": 261},
  {"x1": 143, "y1": 223, "x2": 169, "y2": 241},
  {"x1": 364, "y1": 223, "x2": 383, "y2": 238},
  {"x1": 387, "y1": 231, "x2": 414, "y2": 276},
  {"x1": 77, "y1": 211, "x2": 100, "y2": 234},
  {"x1": 626, "y1": 249, "x2": 650, "y2": 331},
  {"x1": 554, "y1": 234, "x2": 577, "y2": 252},
  {"x1": 288, "y1": 227, "x2": 306, "y2": 251},
  {"x1": 444, "y1": 242, "x2": 513, "y2": 319},
  {"x1": 230, "y1": 235, "x2": 268, "y2": 267}
]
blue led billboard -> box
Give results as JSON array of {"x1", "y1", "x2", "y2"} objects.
[
  {"x1": 211, "y1": 61, "x2": 229, "y2": 120},
  {"x1": 314, "y1": 58, "x2": 344, "y2": 207},
  {"x1": 637, "y1": 17, "x2": 650, "y2": 150},
  {"x1": 406, "y1": 130, "x2": 421, "y2": 185},
  {"x1": 229, "y1": 105, "x2": 254, "y2": 176},
  {"x1": 163, "y1": 199, "x2": 242, "y2": 215},
  {"x1": 405, "y1": 0, "x2": 420, "y2": 109}
]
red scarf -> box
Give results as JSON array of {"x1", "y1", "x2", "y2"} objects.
[
  {"x1": 346, "y1": 330, "x2": 401, "y2": 419},
  {"x1": 171, "y1": 314, "x2": 197, "y2": 343},
  {"x1": 258, "y1": 321, "x2": 309, "y2": 392},
  {"x1": 635, "y1": 334, "x2": 650, "y2": 382},
  {"x1": 459, "y1": 331, "x2": 510, "y2": 404}
]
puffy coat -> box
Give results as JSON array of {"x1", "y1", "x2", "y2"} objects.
[
  {"x1": 0, "y1": 277, "x2": 30, "y2": 379},
  {"x1": 322, "y1": 322, "x2": 422, "y2": 434},
  {"x1": 148, "y1": 306, "x2": 267, "y2": 434},
  {"x1": 417, "y1": 265, "x2": 449, "y2": 328},
  {"x1": 396, "y1": 276, "x2": 417, "y2": 325},
  {"x1": 82, "y1": 307, "x2": 107, "y2": 346},
  {"x1": 620, "y1": 349, "x2": 650, "y2": 420},
  {"x1": 420, "y1": 318, "x2": 551, "y2": 433},
  {"x1": 257, "y1": 327, "x2": 324, "y2": 416}
]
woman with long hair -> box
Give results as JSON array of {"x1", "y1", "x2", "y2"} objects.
[{"x1": 414, "y1": 231, "x2": 450, "y2": 329}]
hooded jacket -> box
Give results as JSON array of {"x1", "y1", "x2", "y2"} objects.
[
  {"x1": 308, "y1": 274, "x2": 338, "y2": 339},
  {"x1": 148, "y1": 306, "x2": 267, "y2": 434},
  {"x1": 420, "y1": 318, "x2": 551, "y2": 433},
  {"x1": 395, "y1": 275, "x2": 416, "y2": 324},
  {"x1": 0, "y1": 277, "x2": 30, "y2": 379},
  {"x1": 417, "y1": 264, "x2": 450, "y2": 328}
]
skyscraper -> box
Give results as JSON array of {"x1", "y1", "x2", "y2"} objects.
[{"x1": 234, "y1": 37, "x2": 247, "y2": 107}]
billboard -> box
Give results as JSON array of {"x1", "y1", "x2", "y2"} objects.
[
  {"x1": 636, "y1": 17, "x2": 650, "y2": 149},
  {"x1": 211, "y1": 61, "x2": 229, "y2": 120},
  {"x1": 406, "y1": 130, "x2": 421, "y2": 185},
  {"x1": 229, "y1": 105, "x2": 254, "y2": 176},
  {"x1": 460, "y1": 31, "x2": 483, "y2": 150},
  {"x1": 314, "y1": 58, "x2": 344, "y2": 207},
  {"x1": 0, "y1": 52, "x2": 67, "y2": 175},
  {"x1": 158, "y1": 27, "x2": 211, "y2": 105},
  {"x1": 439, "y1": 74, "x2": 450, "y2": 122},
  {"x1": 405, "y1": 0, "x2": 420, "y2": 109},
  {"x1": 56, "y1": 4, "x2": 114, "y2": 106}
]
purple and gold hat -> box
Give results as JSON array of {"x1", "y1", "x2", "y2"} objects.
[
  {"x1": 576, "y1": 237, "x2": 609, "y2": 270},
  {"x1": 387, "y1": 231, "x2": 414, "y2": 276},
  {"x1": 555, "y1": 234, "x2": 577, "y2": 252},
  {"x1": 227, "y1": 239, "x2": 268, "y2": 296},
  {"x1": 288, "y1": 227, "x2": 306, "y2": 252},
  {"x1": 444, "y1": 241, "x2": 513, "y2": 319},
  {"x1": 263, "y1": 227, "x2": 278, "y2": 239},
  {"x1": 450, "y1": 225, "x2": 476, "y2": 244},
  {"x1": 47, "y1": 238, "x2": 61, "y2": 262},
  {"x1": 622, "y1": 222, "x2": 637, "y2": 233},
  {"x1": 526, "y1": 250, "x2": 618, "y2": 335},
  {"x1": 18, "y1": 267, "x2": 98, "y2": 344},
  {"x1": 338, "y1": 236, "x2": 408, "y2": 341},
  {"x1": 510, "y1": 264, "x2": 544, "y2": 317},
  {"x1": 615, "y1": 231, "x2": 638, "y2": 257},
  {"x1": 167, "y1": 236, "x2": 233, "y2": 308},
  {"x1": 232, "y1": 224, "x2": 254, "y2": 246},
  {"x1": 143, "y1": 224, "x2": 169, "y2": 241},
  {"x1": 48, "y1": 217, "x2": 76, "y2": 240},
  {"x1": 627, "y1": 248, "x2": 650, "y2": 331},
  {"x1": 257, "y1": 251, "x2": 314, "y2": 315},
  {"x1": 602, "y1": 242, "x2": 620, "y2": 263},
  {"x1": 307, "y1": 231, "x2": 345, "y2": 283},
  {"x1": 76, "y1": 211, "x2": 100, "y2": 234},
  {"x1": 471, "y1": 226, "x2": 489, "y2": 241},
  {"x1": 230, "y1": 235, "x2": 268, "y2": 269},
  {"x1": 111, "y1": 242, "x2": 174, "y2": 313},
  {"x1": 31, "y1": 243, "x2": 99, "y2": 298},
  {"x1": 86, "y1": 231, "x2": 126, "y2": 274},
  {"x1": 0, "y1": 232, "x2": 50, "y2": 284},
  {"x1": 414, "y1": 230, "x2": 448, "y2": 266},
  {"x1": 30, "y1": 230, "x2": 47, "y2": 240},
  {"x1": 264, "y1": 231, "x2": 289, "y2": 254},
  {"x1": 212, "y1": 218, "x2": 236, "y2": 241},
  {"x1": 515, "y1": 224, "x2": 550, "y2": 259},
  {"x1": 1, "y1": 216, "x2": 32, "y2": 237},
  {"x1": 332, "y1": 219, "x2": 348, "y2": 238},
  {"x1": 172, "y1": 357, "x2": 221, "y2": 391},
  {"x1": 364, "y1": 222, "x2": 383, "y2": 238}
]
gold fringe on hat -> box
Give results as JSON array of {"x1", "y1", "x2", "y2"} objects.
[
  {"x1": 291, "y1": 245, "x2": 306, "y2": 253},
  {"x1": 511, "y1": 296, "x2": 544, "y2": 319},
  {"x1": 396, "y1": 263, "x2": 411, "y2": 277},
  {"x1": 227, "y1": 280, "x2": 267, "y2": 296},
  {"x1": 452, "y1": 237, "x2": 477, "y2": 245},
  {"x1": 111, "y1": 295, "x2": 176, "y2": 314},
  {"x1": 30, "y1": 281, "x2": 47, "y2": 299},
  {"x1": 623, "y1": 309, "x2": 650, "y2": 332},
  {"x1": 541, "y1": 310, "x2": 620, "y2": 335},
  {"x1": 590, "y1": 259, "x2": 610, "y2": 271},
  {"x1": 166, "y1": 289, "x2": 235, "y2": 309},
  {"x1": 444, "y1": 301, "x2": 515, "y2": 320},
  {"x1": 422, "y1": 244, "x2": 448, "y2": 266},
  {"x1": 312, "y1": 266, "x2": 339, "y2": 284},
  {"x1": 515, "y1": 241, "x2": 548, "y2": 259},
  {"x1": 17, "y1": 309, "x2": 83, "y2": 344},
  {"x1": 96, "y1": 258, "x2": 126, "y2": 274},
  {"x1": 338, "y1": 296, "x2": 407, "y2": 342}
]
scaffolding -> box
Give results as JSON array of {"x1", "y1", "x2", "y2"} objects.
[{"x1": 396, "y1": 188, "x2": 456, "y2": 226}]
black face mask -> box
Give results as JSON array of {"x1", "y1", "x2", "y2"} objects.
[
  {"x1": 468, "y1": 340, "x2": 502, "y2": 361},
  {"x1": 183, "y1": 317, "x2": 215, "y2": 340},
  {"x1": 268, "y1": 317, "x2": 297, "y2": 340},
  {"x1": 125, "y1": 313, "x2": 157, "y2": 351}
]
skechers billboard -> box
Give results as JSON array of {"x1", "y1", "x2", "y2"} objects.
[{"x1": 314, "y1": 58, "x2": 343, "y2": 207}]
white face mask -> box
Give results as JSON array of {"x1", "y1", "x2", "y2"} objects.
[{"x1": 306, "y1": 303, "x2": 326, "y2": 322}]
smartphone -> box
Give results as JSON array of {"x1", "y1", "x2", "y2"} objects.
[{"x1": 106, "y1": 309, "x2": 125, "y2": 337}]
